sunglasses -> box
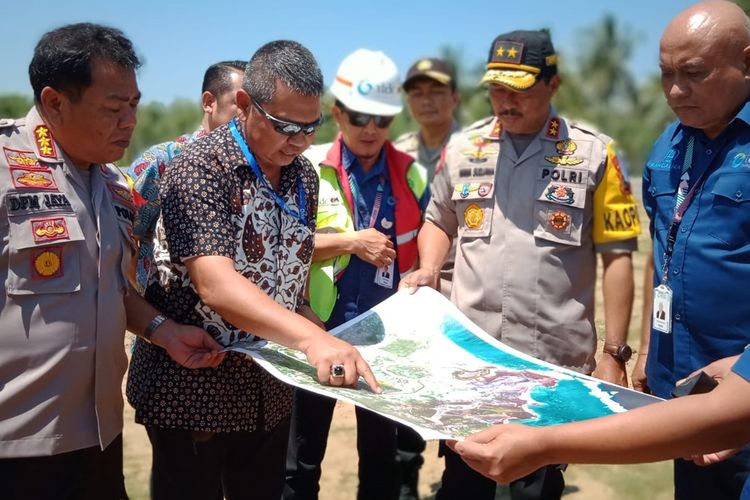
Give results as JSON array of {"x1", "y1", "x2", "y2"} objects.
[
  {"x1": 251, "y1": 97, "x2": 323, "y2": 136},
  {"x1": 339, "y1": 105, "x2": 394, "y2": 128}
]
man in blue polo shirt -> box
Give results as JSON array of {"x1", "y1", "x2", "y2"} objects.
[{"x1": 640, "y1": 1, "x2": 750, "y2": 498}]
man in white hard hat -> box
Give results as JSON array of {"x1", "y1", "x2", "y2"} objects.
[{"x1": 283, "y1": 49, "x2": 430, "y2": 500}]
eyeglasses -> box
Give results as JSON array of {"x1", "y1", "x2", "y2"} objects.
[
  {"x1": 339, "y1": 105, "x2": 394, "y2": 128},
  {"x1": 251, "y1": 97, "x2": 323, "y2": 136}
]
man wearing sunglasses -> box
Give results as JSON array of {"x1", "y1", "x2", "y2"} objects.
[
  {"x1": 126, "y1": 41, "x2": 381, "y2": 500},
  {"x1": 284, "y1": 49, "x2": 429, "y2": 500},
  {"x1": 402, "y1": 30, "x2": 641, "y2": 500},
  {"x1": 127, "y1": 60, "x2": 246, "y2": 294}
]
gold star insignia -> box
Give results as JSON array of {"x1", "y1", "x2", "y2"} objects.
[
  {"x1": 507, "y1": 47, "x2": 518, "y2": 58},
  {"x1": 496, "y1": 46, "x2": 505, "y2": 57}
]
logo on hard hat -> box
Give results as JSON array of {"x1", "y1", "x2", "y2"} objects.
[
  {"x1": 357, "y1": 80, "x2": 374, "y2": 95},
  {"x1": 357, "y1": 80, "x2": 397, "y2": 96}
]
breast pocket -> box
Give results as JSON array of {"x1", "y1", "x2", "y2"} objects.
[
  {"x1": 452, "y1": 182, "x2": 495, "y2": 238},
  {"x1": 708, "y1": 172, "x2": 750, "y2": 248},
  {"x1": 6, "y1": 213, "x2": 85, "y2": 295},
  {"x1": 645, "y1": 169, "x2": 679, "y2": 230},
  {"x1": 533, "y1": 181, "x2": 587, "y2": 246}
]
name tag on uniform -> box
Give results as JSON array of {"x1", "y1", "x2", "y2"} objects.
[
  {"x1": 374, "y1": 261, "x2": 394, "y2": 289},
  {"x1": 653, "y1": 284, "x2": 673, "y2": 334}
]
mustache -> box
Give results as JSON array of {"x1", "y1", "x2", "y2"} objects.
[{"x1": 498, "y1": 109, "x2": 522, "y2": 117}]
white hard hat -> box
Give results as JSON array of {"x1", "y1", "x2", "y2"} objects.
[{"x1": 330, "y1": 49, "x2": 403, "y2": 116}]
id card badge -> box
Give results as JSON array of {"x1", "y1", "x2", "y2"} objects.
[
  {"x1": 374, "y1": 261, "x2": 394, "y2": 289},
  {"x1": 653, "y1": 284, "x2": 673, "y2": 334}
]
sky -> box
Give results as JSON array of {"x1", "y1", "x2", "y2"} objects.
[{"x1": 3, "y1": 0, "x2": 698, "y2": 104}]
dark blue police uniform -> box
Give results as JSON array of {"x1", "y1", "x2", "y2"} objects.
[{"x1": 643, "y1": 99, "x2": 750, "y2": 499}]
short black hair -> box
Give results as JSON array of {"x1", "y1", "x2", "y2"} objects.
[
  {"x1": 201, "y1": 60, "x2": 246, "y2": 96},
  {"x1": 244, "y1": 40, "x2": 323, "y2": 104},
  {"x1": 29, "y1": 22, "x2": 141, "y2": 103}
]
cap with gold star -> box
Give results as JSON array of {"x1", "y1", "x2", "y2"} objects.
[{"x1": 480, "y1": 30, "x2": 558, "y2": 92}]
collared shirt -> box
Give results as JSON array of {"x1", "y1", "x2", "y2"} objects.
[
  {"x1": 393, "y1": 119, "x2": 462, "y2": 181},
  {"x1": 427, "y1": 113, "x2": 640, "y2": 373},
  {"x1": 126, "y1": 119, "x2": 318, "y2": 433},
  {"x1": 643, "y1": 100, "x2": 750, "y2": 399},
  {"x1": 393, "y1": 120, "x2": 461, "y2": 297},
  {"x1": 128, "y1": 128, "x2": 207, "y2": 294},
  {"x1": 327, "y1": 144, "x2": 399, "y2": 329},
  {"x1": 0, "y1": 107, "x2": 134, "y2": 457}
]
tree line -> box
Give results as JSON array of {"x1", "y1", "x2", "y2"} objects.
[{"x1": 3, "y1": 3, "x2": 749, "y2": 174}]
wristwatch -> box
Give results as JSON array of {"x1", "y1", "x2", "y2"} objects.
[
  {"x1": 603, "y1": 342, "x2": 633, "y2": 363},
  {"x1": 144, "y1": 314, "x2": 168, "y2": 342}
]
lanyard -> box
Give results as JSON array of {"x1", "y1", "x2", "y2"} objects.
[
  {"x1": 229, "y1": 120, "x2": 307, "y2": 226},
  {"x1": 347, "y1": 170, "x2": 385, "y2": 230},
  {"x1": 661, "y1": 136, "x2": 708, "y2": 285}
]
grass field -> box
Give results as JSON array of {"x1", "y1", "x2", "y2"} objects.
[{"x1": 123, "y1": 189, "x2": 675, "y2": 499}]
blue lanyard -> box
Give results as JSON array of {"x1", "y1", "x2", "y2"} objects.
[
  {"x1": 229, "y1": 120, "x2": 307, "y2": 226},
  {"x1": 347, "y1": 170, "x2": 384, "y2": 230}
]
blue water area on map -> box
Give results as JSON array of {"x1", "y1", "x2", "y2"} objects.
[
  {"x1": 519, "y1": 379, "x2": 613, "y2": 426},
  {"x1": 442, "y1": 315, "x2": 616, "y2": 424},
  {"x1": 441, "y1": 316, "x2": 552, "y2": 372}
]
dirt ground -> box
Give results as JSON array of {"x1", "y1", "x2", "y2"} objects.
[{"x1": 124, "y1": 393, "x2": 672, "y2": 500}]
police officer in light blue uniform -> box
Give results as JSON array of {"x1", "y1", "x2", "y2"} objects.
[{"x1": 641, "y1": 1, "x2": 750, "y2": 498}]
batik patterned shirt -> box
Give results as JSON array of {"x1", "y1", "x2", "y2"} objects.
[
  {"x1": 128, "y1": 129, "x2": 207, "y2": 293},
  {"x1": 126, "y1": 119, "x2": 318, "y2": 432}
]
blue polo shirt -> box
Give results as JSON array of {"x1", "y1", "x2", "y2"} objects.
[
  {"x1": 327, "y1": 144, "x2": 399, "y2": 330},
  {"x1": 733, "y1": 349, "x2": 750, "y2": 382},
  {"x1": 643, "y1": 99, "x2": 750, "y2": 399}
]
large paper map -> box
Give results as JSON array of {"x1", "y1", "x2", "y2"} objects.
[{"x1": 230, "y1": 287, "x2": 660, "y2": 440}]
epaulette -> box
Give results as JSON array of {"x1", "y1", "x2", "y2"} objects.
[
  {"x1": 567, "y1": 118, "x2": 613, "y2": 144},
  {"x1": 464, "y1": 116, "x2": 495, "y2": 133},
  {"x1": 0, "y1": 118, "x2": 16, "y2": 129},
  {"x1": 392, "y1": 130, "x2": 417, "y2": 146}
]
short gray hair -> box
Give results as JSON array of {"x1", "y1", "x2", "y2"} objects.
[{"x1": 244, "y1": 40, "x2": 324, "y2": 104}]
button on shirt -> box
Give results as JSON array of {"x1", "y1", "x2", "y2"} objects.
[
  {"x1": 643, "y1": 100, "x2": 750, "y2": 399},
  {"x1": 328, "y1": 145, "x2": 399, "y2": 329}
]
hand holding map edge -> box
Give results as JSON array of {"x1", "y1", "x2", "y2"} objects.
[
  {"x1": 447, "y1": 424, "x2": 548, "y2": 484},
  {"x1": 399, "y1": 266, "x2": 440, "y2": 294}
]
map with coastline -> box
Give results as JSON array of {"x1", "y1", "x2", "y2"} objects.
[{"x1": 230, "y1": 287, "x2": 661, "y2": 440}]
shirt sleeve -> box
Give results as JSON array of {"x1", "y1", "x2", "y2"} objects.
[
  {"x1": 425, "y1": 156, "x2": 459, "y2": 237},
  {"x1": 732, "y1": 349, "x2": 750, "y2": 382},
  {"x1": 592, "y1": 142, "x2": 641, "y2": 250},
  {"x1": 128, "y1": 146, "x2": 168, "y2": 239},
  {"x1": 642, "y1": 151, "x2": 657, "y2": 238},
  {"x1": 161, "y1": 147, "x2": 235, "y2": 260}
]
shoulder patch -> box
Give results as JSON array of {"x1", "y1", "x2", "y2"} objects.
[{"x1": 465, "y1": 116, "x2": 495, "y2": 132}]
